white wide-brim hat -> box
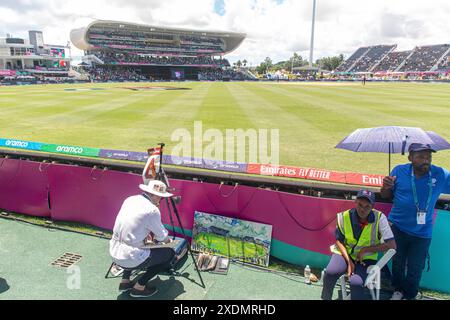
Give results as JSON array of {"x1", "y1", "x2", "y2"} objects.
[{"x1": 140, "y1": 180, "x2": 173, "y2": 198}]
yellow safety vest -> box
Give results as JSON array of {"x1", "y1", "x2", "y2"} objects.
[{"x1": 330, "y1": 209, "x2": 382, "y2": 261}]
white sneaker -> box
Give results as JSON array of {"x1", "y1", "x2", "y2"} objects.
[{"x1": 390, "y1": 291, "x2": 404, "y2": 300}]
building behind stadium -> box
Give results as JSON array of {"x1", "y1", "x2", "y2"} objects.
[
  {"x1": 0, "y1": 31, "x2": 71, "y2": 84},
  {"x1": 70, "y1": 20, "x2": 251, "y2": 81}
]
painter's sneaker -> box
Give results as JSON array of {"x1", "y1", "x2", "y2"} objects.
[
  {"x1": 390, "y1": 291, "x2": 404, "y2": 300},
  {"x1": 130, "y1": 287, "x2": 158, "y2": 298}
]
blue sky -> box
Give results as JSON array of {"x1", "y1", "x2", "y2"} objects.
[
  {"x1": 214, "y1": 0, "x2": 226, "y2": 16},
  {"x1": 1, "y1": 0, "x2": 449, "y2": 66}
]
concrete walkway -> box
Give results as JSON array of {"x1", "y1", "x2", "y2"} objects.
[{"x1": 0, "y1": 218, "x2": 331, "y2": 300}]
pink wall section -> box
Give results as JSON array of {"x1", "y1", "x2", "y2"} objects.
[
  {"x1": 0, "y1": 160, "x2": 394, "y2": 256},
  {"x1": 47, "y1": 165, "x2": 142, "y2": 230},
  {"x1": 167, "y1": 181, "x2": 393, "y2": 255},
  {"x1": 0, "y1": 158, "x2": 50, "y2": 217}
]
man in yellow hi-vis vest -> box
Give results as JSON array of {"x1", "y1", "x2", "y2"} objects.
[{"x1": 321, "y1": 190, "x2": 397, "y2": 300}]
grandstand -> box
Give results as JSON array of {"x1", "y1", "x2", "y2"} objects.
[
  {"x1": 349, "y1": 45, "x2": 396, "y2": 73},
  {"x1": 334, "y1": 47, "x2": 369, "y2": 73},
  {"x1": 0, "y1": 31, "x2": 71, "y2": 84},
  {"x1": 372, "y1": 51, "x2": 411, "y2": 73},
  {"x1": 437, "y1": 51, "x2": 450, "y2": 71},
  {"x1": 70, "y1": 20, "x2": 252, "y2": 81},
  {"x1": 337, "y1": 43, "x2": 450, "y2": 74},
  {"x1": 398, "y1": 44, "x2": 450, "y2": 72}
]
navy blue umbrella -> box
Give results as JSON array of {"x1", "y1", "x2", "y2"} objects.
[{"x1": 336, "y1": 126, "x2": 450, "y2": 174}]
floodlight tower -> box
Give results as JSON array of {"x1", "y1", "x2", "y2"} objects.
[{"x1": 309, "y1": 0, "x2": 317, "y2": 69}]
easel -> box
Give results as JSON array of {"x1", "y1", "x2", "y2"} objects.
[{"x1": 147, "y1": 143, "x2": 205, "y2": 288}]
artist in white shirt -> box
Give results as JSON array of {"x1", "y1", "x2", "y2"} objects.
[{"x1": 110, "y1": 180, "x2": 174, "y2": 298}]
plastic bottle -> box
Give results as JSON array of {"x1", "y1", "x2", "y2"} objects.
[{"x1": 304, "y1": 265, "x2": 311, "y2": 284}]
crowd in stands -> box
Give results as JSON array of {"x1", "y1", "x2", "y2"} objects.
[
  {"x1": 88, "y1": 31, "x2": 224, "y2": 55},
  {"x1": 89, "y1": 30, "x2": 173, "y2": 42},
  {"x1": 180, "y1": 35, "x2": 223, "y2": 45},
  {"x1": 89, "y1": 30, "x2": 223, "y2": 46},
  {"x1": 88, "y1": 67, "x2": 147, "y2": 82},
  {"x1": 92, "y1": 51, "x2": 230, "y2": 67},
  {"x1": 399, "y1": 44, "x2": 449, "y2": 72},
  {"x1": 373, "y1": 51, "x2": 411, "y2": 72},
  {"x1": 90, "y1": 38, "x2": 223, "y2": 54},
  {"x1": 350, "y1": 45, "x2": 396, "y2": 72},
  {"x1": 198, "y1": 68, "x2": 255, "y2": 81}
]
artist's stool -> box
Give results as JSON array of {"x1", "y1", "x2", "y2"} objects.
[{"x1": 105, "y1": 237, "x2": 188, "y2": 279}]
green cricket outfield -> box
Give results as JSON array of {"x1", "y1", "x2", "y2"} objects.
[{"x1": 1, "y1": 81, "x2": 449, "y2": 175}]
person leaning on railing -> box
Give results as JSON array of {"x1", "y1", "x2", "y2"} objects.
[
  {"x1": 321, "y1": 190, "x2": 396, "y2": 300},
  {"x1": 381, "y1": 143, "x2": 450, "y2": 300}
]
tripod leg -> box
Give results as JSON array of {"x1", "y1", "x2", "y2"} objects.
[
  {"x1": 157, "y1": 167, "x2": 205, "y2": 288},
  {"x1": 165, "y1": 198, "x2": 176, "y2": 240},
  {"x1": 168, "y1": 197, "x2": 206, "y2": 288}
]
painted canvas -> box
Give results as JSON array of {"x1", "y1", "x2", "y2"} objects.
[{"x1": 192, "y1": 211, "x2": 273, "y2": 267}]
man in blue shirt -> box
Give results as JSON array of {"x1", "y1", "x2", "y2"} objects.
[{"x1": 381, "y1": 143, "x2": 450, "y2": 300}]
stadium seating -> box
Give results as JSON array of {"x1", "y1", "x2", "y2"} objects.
[
  {"x1": 349, "y1": 45, "x2": 396, "y2": 72},
  {"x1": 436, "y1": 51, "x2": 450, "y2": 71},
  {"x1": 88, "y1": 67, "x2": 147, "y2": 82},
  {"x1": 335, "y1": 47, "x2": 369, "y2": 72},
  {"x1": 399, "y1": 44, "x2": 450, "y2": 72},
  {"x1": 90, "y1": 51, "x2": 229, "y2": 68},
  {"x1": 373, "y1": 51, "x2": 411, "y2": 72},
  {"x1": 87, "y1": 29, "x2": 225, "y2": 56},
  {"x1": 198, "y1": 68, "x2": 255, "y2": 81},
  {"x1": 337, "y1": 44, "x2": 450, "y2": 74}
]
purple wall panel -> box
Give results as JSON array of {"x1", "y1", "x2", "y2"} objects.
[{"x1": 0, "y1": 159, "x2": 50, "y2": 217}]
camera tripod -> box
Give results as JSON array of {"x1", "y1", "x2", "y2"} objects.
[{"x1": 148, "y1": 143, "x2": 205, "y2": 288}]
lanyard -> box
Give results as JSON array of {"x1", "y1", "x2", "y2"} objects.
[{"x1": 411, "y1": 168, "x2": 433, "y2": 213}]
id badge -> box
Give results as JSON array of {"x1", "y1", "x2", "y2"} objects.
[{"x1": 417, "y1": 211, "x2": 427, "y2": 225}]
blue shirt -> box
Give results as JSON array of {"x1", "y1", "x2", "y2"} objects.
[{"x1": 388, "y1": 164, "x2": 450, "y2": 239}]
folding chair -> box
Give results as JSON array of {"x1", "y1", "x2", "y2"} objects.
[{"x1": 339, "y1": 249, "x2": 396, "y2": 300}]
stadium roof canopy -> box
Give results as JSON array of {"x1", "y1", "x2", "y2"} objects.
[{"x1": 70, "y1": 20, "x2": 246, "y2": 56}]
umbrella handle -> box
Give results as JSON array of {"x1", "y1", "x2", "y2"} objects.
[{"x1": 389, "y1": 143, "x2": 392, "y2": 176}]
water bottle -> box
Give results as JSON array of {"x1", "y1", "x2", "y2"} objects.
[{"x1": 304, "y1": 265, "x2": 311, "y2": 284}]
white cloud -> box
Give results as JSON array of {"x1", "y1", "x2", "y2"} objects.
[{"x1": 1, "y1": 0, "x2": 449, "y2": 65}]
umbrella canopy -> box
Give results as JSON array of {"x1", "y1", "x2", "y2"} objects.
[
  {"x1": 426, "y1": 131, "x2": 450, "y2": 151},
  {"x1": 336, "y1": 126, "x2": 450, "y2": 174},
  {"x1": 335, "y1": 126, "x2": 441, "y2": 153}
]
